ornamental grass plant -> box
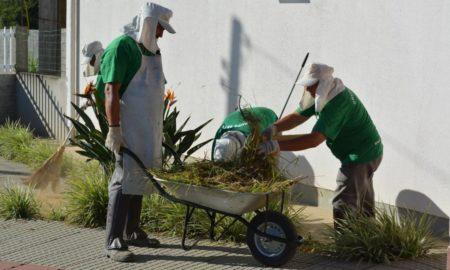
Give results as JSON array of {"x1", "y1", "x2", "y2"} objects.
[
  {"x1": 64, "y1": 162, "x2": 109, "y2": 228},
  {"x1": 0, "y1": 183, "x2": 40, "y2": 219},
  {"x1": 317, "y1": 207, "x2": 437, "y2": 264}
]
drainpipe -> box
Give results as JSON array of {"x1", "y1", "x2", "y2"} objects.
[{"x1": 66, "y1": 0, "x2": 80, "y2": 136}]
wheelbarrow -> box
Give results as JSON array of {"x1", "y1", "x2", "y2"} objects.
[{"x1": 122, "y1": 147, "x2": 303, "y2": 267}]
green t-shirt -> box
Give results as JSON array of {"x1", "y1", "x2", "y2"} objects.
[
  {"x1": 211, "y1": 107, "x2": 278, "y2": 158},
  {"x1": 95, "y1": 35, "x2": 158, "y2": 101},
  {"x1": 296, "y1": 88, "x2": 383, "y2": 164}
]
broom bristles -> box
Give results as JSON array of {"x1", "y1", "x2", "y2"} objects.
[{"x1": 23, "y1": 145, "x2": 65, "y2": 192}]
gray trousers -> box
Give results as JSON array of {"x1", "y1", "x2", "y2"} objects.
[
  {"x1": 105, "y1": 153, "x2": 147, "y2": 250},
  {"x1": 332, "y1": 156, "x2": 382, "y2": 224}
]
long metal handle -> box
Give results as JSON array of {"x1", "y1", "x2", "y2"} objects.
[{"x1": 279, "y1": 52, "x2": 309, "y2": 119}]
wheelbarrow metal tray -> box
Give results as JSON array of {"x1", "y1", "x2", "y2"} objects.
[{"x1": 154, "y1": 177, "x2": 280, "y2": 215}]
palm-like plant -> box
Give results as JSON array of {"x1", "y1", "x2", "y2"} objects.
[
  {"x1": 66, "y1": 85, "x2": 213, "y2": 173},
  {"x1": 162, "y1": 89, "x2": 213, "y2": 169},
  {"x1": 65, "y1": 82, "x2": 113, "y2": 174}
]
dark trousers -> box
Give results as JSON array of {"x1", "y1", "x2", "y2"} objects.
[
  {"x1": 332, "y1": 156, "x2": 382, "y2": 225},
  {"x1": 105, "y1": 153, "x2": 146, "y2": 250}
]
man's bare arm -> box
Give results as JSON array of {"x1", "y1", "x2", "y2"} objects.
[
  {"x1": 278, "y1": 131, "x2": 326, "y2": 151},
  {"x1": 274, "y1": 112, "x2": 309, "y2": 132},
  {"x1": 104, "y1": 83, "x2": 121, "y2": 126}
]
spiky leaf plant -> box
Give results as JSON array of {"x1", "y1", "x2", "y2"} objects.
[
  {"x1": 0, "y1": 184, "x2": 40, "y2": 219},
  {"x1": 318, "y1": 207, "x2": 437, "y2": 263},
  {"x1": 64, "y1": 162, "x2": 109, "y2": 228}
]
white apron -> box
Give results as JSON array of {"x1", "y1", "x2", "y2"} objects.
[{"x1": 120, "y1": 52, "x2": 164, "y2": 195}]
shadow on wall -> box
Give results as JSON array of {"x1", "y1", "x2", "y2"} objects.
[
  {"x1": 278, "y1": 151, "x2": 318, "y2": 206},
  {"x1": 220, "y1": 17, "x2": 251, "y2": 114},
  {"x1": 396, "y1": 189, "x2": 449, "y2": 238},
  {"x1": 16, "y1": 78, "x2": 49, "y2": 138}
]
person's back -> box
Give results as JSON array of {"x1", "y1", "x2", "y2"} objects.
[
  {"x1": 212, "y1": 107, "x2": 278, "y2": 161},
  {"x1": 312, "y1": 88, "x2": 383, "y2": 164}
]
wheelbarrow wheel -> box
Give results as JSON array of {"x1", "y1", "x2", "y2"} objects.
[{"x1": 246, "y1": 210, "x2": 297, "y2": 267}]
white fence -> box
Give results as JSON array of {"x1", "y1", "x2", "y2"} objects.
[
  {"x1": 0, "y1": 27, "x2": 15, "y2": 73},
  {"x1": 0, "y1": 27, "x2": 66, "y2": 75}
]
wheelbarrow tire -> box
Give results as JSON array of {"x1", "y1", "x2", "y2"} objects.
[{"x1": 246, "y1": 210, "x2": 297, "y2": 267}]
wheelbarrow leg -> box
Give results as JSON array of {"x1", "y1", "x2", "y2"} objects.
[
  {"x1": 207, "y1": 211, "x2": 216, "y2": 240},
  {"x1": 181, "y1": 206, "x2": 198, "y2": 251}
]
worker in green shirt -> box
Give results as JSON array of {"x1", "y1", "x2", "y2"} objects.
[
  {"x1": 97, "y1": 3, "x2": 175, "y2": 262},
  {"x1": 212, "y1": 107, "x2": 278, "y2": 162},
  {"x1": 260, "y1": 63, "x2": 383, "y2": 226}
]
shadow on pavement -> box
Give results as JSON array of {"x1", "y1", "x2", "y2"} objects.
[{"x1": 158, "y1": 243, "x2": 248, "y2": 255}]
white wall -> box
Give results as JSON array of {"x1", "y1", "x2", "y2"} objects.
[{"x1": 78, "y1": 0, "x2": 450, "y2": 219}]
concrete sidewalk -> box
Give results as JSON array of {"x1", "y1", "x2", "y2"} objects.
[{"x1": 0, "y1": 219, "x2": 447, "y2": 270}]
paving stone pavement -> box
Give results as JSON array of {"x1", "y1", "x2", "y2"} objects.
[
  {"x1": 0, "y1": 158, "x2": 31, "y2": 186},
  {"x1": 0, "y1": 219, "x2": 447, "y2": 270}
]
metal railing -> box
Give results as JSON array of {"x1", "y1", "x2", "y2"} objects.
[
  {"x1": 0, "y1": 27, "x2": 15, "y2": 73},
  {"x1": 16, "y1": 72, "x2": 69, "y2": 141}
]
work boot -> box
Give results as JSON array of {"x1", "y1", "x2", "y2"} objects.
[
  {"x1": 105, "y1": 249, "x2": 134, "y2": 262},
  {"x1": 125, "y1": 228, "x2": 161, "y2": 248}
]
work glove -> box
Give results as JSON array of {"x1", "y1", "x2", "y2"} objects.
[
  {"x1": 258, "y1": 140, "x2": 280, "y2": 155},
  {"x1": 262, "y1": 125, "x2": 277, "y2": 140},
  {"x1": 105, "y1": 126, "x2": 123, "y2": 154}
]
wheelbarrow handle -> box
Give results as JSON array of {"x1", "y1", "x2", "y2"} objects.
[{"x1": 120, "y1": 147, "x2": 170, "y2": 198}]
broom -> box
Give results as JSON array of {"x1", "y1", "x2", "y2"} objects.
[
  {"x1": 23, "y1": 130, "x2": 72, "y2": 191},
  {"x1": 23, "y1": 102, "x2": 90, "y2": 191}
]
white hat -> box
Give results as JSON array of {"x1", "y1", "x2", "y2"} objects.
[
  {"x1": 296, "y1": 63, "x2": 325, "y2": 87},
  {"x1": 122, "y1": 3, "x2": 175, "y2": 54},
  {"x1": 297, "y1": 63, "x2": 345, "y2": 113},
  {"x1": 141, "y1": 3, "x2": 176, "y2": 34},
  {"x1": 81, "y1": 41, "x2": 103, "y2": 65}
]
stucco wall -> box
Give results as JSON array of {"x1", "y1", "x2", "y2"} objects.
[{"x1": 78, "y1": 0, "x2": 450, "y2": 220}]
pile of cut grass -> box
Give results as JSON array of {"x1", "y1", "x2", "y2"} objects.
[
  {"x1": 153, "y1": 160, "x2": 295, "y2": 193},
  {"x1": 153, "y1": 108, "x2": 294, "y2": 193}
]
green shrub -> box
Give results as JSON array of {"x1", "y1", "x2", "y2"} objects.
[
  {"x1": 318, "y1": 208, "x2": 437, "y2": 263},
  {"x1": 0, "y1": 120, "x2": 34, "y2": 160},
  {"x1": 64, "y1": 162, "x2": 109, "y2": 228},
  {"x1": 0, "y1": 184, "x2": 40, "y2": 219}
]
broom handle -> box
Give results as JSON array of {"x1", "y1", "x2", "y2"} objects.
[
  {"x1": 61, "y1": 104, "x2": 87, "y2": 146},
  {"x1": 279, "y1": 52, "x2": 309, "y2": 119}
]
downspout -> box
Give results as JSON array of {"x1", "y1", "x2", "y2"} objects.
[{"x1": 66, "y1": 0, "x2": 80, "y2": 137}]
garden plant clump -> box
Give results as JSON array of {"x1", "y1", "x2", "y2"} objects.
[
  {"x1": 316, "y1": 208, "x2": 437, "y2": 263},
  {"x1": 153, "y1": 108, "x2": 295, "y2": 193},
  {"x1": 64, "y1": 161, "x2": 109, "y2": 228},
  {"x1": 0, "y1": 184, "x2": 40, "y2": 220}
]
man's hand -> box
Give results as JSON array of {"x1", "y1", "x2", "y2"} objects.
[
  {"x1": 262, "y1": 125, "x2": 277, "y2": 141},
  {"x1": 258, "y1": 140, "x2": 280, "y2": 155},
  {"x1": 105, "y1": 127, "x2": 123, "y2": 154}
]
